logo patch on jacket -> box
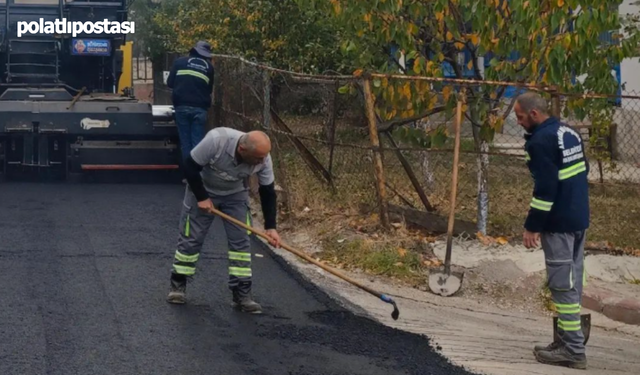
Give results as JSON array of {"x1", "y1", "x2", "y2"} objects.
[{"x1": 557, "y1": 126, "x2": 584, "y2": 164}]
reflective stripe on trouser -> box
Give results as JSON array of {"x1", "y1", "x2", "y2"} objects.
[
  {"x1": 541, "y1": 230, "x2": 587, "y2": 355},
  {"x1": 223, "y1": 197, "x2": 253, "y2": 290},
  {"x1": 171, "y1": 186, "x2": 253, "y2": 290},
  {"x1": 172, "y1": 187, "x2": 215, "y2": 277}
]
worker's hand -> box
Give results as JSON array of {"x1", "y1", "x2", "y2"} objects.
[
  {"x1": 523, "y1": 230, "x2": 540, "y2": 249},
  {"x1": 265, "y1": 229, "x2": 281, "y2": 248},
  {"x1": 197, "y1": 198, "x2": 215, "y2": 214}
]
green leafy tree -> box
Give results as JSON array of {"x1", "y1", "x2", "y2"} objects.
[
  {"x1": 298, "y1": 0, "x2": 640, "y2": 233},
  {"x1": 128, "y1": 0, "x2": 173, "y2": 62},
  {"x1": 149, "y1": 0, "x2": 348, "y2": 74}
]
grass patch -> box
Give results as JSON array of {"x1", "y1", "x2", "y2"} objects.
[
  {"x1": 626, "y1": 269, "x2": 640, "y2": 285},
  {"x1": 270, "y1": 115, "x2": 640, "y2": 249},
  {"x1": 318, "y1": 234, "x2": 426, "y2": 284},
  {"x1": 539, "y1": 282, "x2": 556, "y2": 313}
]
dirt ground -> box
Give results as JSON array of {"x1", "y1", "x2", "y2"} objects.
[{"x1": 252, "y1": 216, "x2": 640, "y2": 375}]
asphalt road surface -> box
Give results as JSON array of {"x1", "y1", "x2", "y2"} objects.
[{"x1": 0, "y1": 182, "x2": 475, "y2": 375}]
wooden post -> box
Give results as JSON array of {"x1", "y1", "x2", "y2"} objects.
[
  {"x1": 262, "y1": 69, "x2": 292, "y2": 214},
  {"x1": 363, "y1": 79, "x2": 390, "y2": 230},
  {"x1": 327, "y1": 81, "x2": 338, "y2": 177},
  {"x1": 212, "y1": 58, "x2": 223, "y2": 129},
  {"x1": 383, "y1": 132, "x2": 435, "y2": 212},
  {"x1": 551, "y1": 87, "x2": 561, "y2": 118},
  {"x1": 445, "y1": 89, "x2": 465, "y2": 274},
  {"x1": 263, "y1": 70, "x2": 271, "y2": 130}
]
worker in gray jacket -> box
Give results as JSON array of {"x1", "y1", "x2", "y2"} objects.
[{"x1": 166, "y1": 127, "x2": 281, "y2": 314}]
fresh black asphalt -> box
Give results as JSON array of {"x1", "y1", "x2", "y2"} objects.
[{"x1": 0, "y1": 182, "x2": 476, "y2": 375}]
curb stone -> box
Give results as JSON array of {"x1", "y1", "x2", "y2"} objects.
[{"x1": 583, "y1": 285, "x2": 640, "y2": 325}]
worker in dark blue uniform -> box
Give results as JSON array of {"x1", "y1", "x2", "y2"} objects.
[
  {"x1": 167, "y1": 41, "x2": 215, "y2": 166},
  {"x1": 514, "y1": 92, "x2": 590, "y2": 370}
]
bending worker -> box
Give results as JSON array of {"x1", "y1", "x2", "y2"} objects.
[
  {"x1": 515, "y1": 92, "x2": 590, "y2": 370},
  {"x1": 167, "y1": 127, "x2": 281, "y2": 314}
]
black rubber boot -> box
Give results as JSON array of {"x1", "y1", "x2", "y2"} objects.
[{"x1": 167, "y1": 273, "x2": 187, "y2": 304}]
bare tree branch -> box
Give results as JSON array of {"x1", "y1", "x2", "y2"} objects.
[
  {"x1": 378, "y1": 106, "x2": 447, "y2": 133},
  {"x1": 502, "y1": 94, "x2": 519, "y2": 120}
]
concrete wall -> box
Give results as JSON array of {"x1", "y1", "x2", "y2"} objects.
[{"x1": 133, "y1": 82, "x2": 154, "y2": 103}]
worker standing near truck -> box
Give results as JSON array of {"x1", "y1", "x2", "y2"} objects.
[
  {"x1": 514, "y1": 92, "x2": 590, "y2": 370},
  {"x1": 166, "y1": 40, "x2": 215, "y2": 169},
  {"x1": 166, "y1": 127, "x2": 281, "y2": 314}
]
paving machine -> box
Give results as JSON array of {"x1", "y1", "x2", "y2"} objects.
[{"x1": 0, "y1": 0, "x2": 180, "y2": 182}]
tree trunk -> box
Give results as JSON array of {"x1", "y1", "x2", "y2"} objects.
[
  {"x1": 416, "y1": 118, "x2": 435, "y2": 192},
  {"x1": 471, "y1": 109, "x2": 489, "y2": 235}
]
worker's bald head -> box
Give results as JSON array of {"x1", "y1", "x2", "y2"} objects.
[{"x1": 238, "y1": 130, "x2": 271, "y2": 165}]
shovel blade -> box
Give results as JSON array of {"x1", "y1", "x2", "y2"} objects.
[
  {"x1": 428, "y1": 271, "x2": 463, "y2": 297},
  {"x1": 552, "y1": 314, "x2": 591, "y2": 345}
]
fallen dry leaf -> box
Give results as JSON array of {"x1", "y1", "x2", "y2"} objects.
[
  {"x1": 477, "y1": 231, "x2": 499, "y2": 246},
  {"x1": 423, "y1": 258, "x2": 442, "y2": 267},
  {"x1": 397, "y1": 247, "x2": 408, "y2": 257}
]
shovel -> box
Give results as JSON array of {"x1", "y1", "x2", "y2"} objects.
[
  {"x1": 552, "y1": 314, "x2": 591, "y2": 345},
  {"x1": 428, "y1": 89, "x2": 466, "y2": 297},
  {"x1": 204, "y1": 205, "x2": 401, "y2": 320}
]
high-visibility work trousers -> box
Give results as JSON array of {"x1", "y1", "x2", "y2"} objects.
[
  {"x1": 541, "y1": 230, "x2": 587, "y2": 355},
  {"x1": 171, "y1": 186, "x2": 253, "y2": 290}
]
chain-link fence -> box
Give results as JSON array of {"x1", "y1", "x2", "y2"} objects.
[{"x1": 202, "y1": 54, "x2": 640, "y2": 248}]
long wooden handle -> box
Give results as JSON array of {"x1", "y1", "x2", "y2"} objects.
[
  {"x1": 206, "y1": 206, "x2": 387, "y2": 299},
  {"x1": 445, "y1": 90, "x2": 464, "y2": 274}
]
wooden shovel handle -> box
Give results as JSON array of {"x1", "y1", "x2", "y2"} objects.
[
  {"x1": 205, "y1": 205, "x2": 388, "y2": 300},
  {"x1": 445, "y1": 89, "x2": 465, "y2": 274}
]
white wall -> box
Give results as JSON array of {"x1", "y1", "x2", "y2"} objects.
[
  {"x1": 620, "y1": 0, "x2": 640, "y2": 97},
  {"x1": 620, "y1": 0, "x2": 640, "y2": 17},
  {"x1": 621, "y1": 58, "x2": 640, "y2": 96}
]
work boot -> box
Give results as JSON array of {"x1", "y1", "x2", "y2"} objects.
[
  {"x1": 535, "y1": 316, "x2": 563, "y2": 353},
  {"x1": 167, "y1": 274, "x2": 187, "y2": 304},
  {"x1": 534, "y1": 345, "x2": 587, "y2": 370},
  {"x1": 231, "y1": 283, "x2": 262, "y2": 314},
  {"x1": 534, "y1": 340, "x2": 562, "y2": 353}
]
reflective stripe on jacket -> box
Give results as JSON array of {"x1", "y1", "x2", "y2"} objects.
[{"x1": 524, "y1": 117, "x2": 590, "y2": 233}]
